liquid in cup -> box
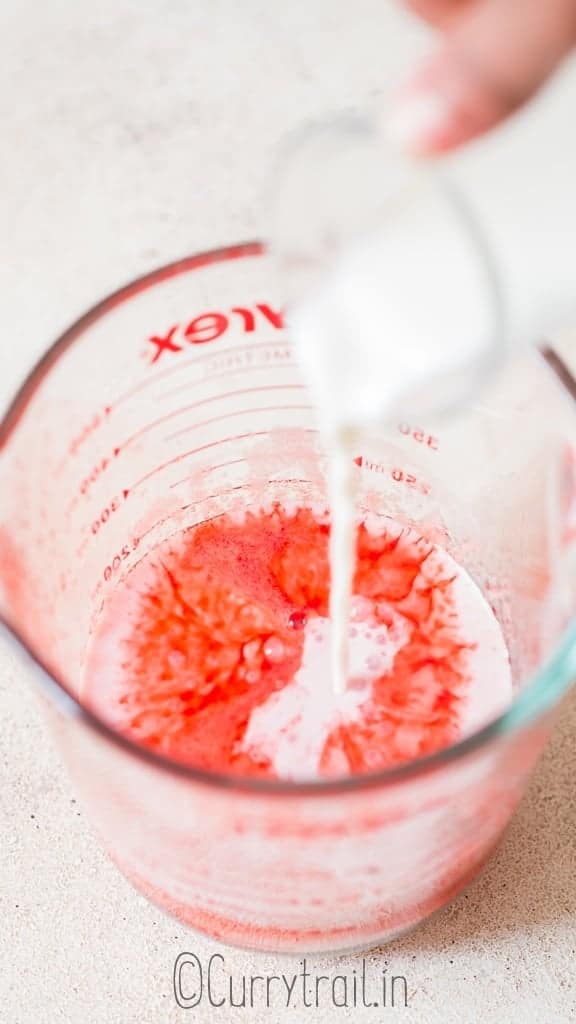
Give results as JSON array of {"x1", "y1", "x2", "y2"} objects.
[
  {"x1": 1, "y1": 243, "x2": 576, "y2": 952},
  {"x1": 83, "y1": 504, "x2": 513, "y2": 778}
]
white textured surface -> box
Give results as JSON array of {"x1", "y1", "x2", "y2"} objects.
[{"x1": 1, "y1": 3, "x2": 575, "y2": 1022}]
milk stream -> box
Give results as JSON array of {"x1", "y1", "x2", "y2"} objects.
[{"x1": 326, "y1": 428, "x2": 358, "y2": 695}]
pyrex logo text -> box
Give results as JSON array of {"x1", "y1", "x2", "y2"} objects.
[{"x1": 147, "y1": 302, "x2": 284, "y2": 364}]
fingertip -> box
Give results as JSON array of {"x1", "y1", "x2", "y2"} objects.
[
  {"x1": 385, "y1": 91, "x2": 458, "y2": 156},
  {"x1": 385, "y1": 56, "x2": 513, "y2": 156}
]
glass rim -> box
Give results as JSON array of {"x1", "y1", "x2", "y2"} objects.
[{"x1": 1, "y1": 240, "x2": 576, "y2": 798}]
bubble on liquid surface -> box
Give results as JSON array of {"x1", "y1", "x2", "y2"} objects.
[
  {"x1": 365, "y1": 654, "x2": 383, "y2": 672},
  {"x1": 349, "y1": 595, "x2": 372, "y2": 622},
  {"x1": 288, "y1": 609, "x2": 308, "y2": 631},
  {"x1": 242, "y1": 639, "x2": 261, "y2": 663},
  {"x1": 263, "y1": 635, "x2": 285, "y2": 664}
]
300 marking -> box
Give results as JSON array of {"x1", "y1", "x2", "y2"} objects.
[
  {"x1": 398, "y1": 423, "x2": 439, "y2": 450},
  {"x1": 91, "y1": 492, "x2": 128, "y2": 535}
]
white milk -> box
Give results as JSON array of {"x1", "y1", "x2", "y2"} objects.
[
  {"x1": 290, "y1": 221, "x2": 502, "y2": 701},
  {"x1": 242, "y1": 616, "x2": 397, "y2": 780},
  {"x1": 325, "y1": 429, "x2": 358, "y2": 695},
  {"x1": 242, "y1": 542, "x2": 512, "y2": 780}
]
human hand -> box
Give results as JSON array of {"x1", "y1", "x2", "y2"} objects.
[{"x1": 389, "y1": 0, "x2": 576, "y2": 154}]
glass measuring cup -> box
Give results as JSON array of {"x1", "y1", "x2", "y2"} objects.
[{"x1": 1, "y1": 242, "x2": 576, "y2": 954}]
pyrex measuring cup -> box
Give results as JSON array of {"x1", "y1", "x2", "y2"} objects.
[{"x1": 1, "y1": 242, "x2": 576, "y2": 954}]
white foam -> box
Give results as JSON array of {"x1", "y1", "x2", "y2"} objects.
[
  {"x1": 451, "y1": 563, "x2": 513, "y2": 735},
  {"x1": 241, "y1": 616, "x2": 405, "y2": 780},
  {"x1": 241, "y1": 546, "x2": 512, "y2": 779}
]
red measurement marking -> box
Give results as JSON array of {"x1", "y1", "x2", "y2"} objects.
[
  {"x1": 360, "y1": 458, "x2": 387, "y2": 474},
  {"x1": 129, "y1": 435, "x2": 267, "y2": 495},
  {"x1": 108, "y1": 341, "x2": 295, "y2": 413},
  {"x1": 74, "y1": 537, "x2": 90, "y2": 559},
  {"x1": 79, "y1": 455, "x2": 111, "y2": 496},
  {"x1": 179, "y1": 484, "x2": 250, "y2": 509},
  {"x1": 65, "y1": 404, "x2": 112, "y2": 460},
  {"x1": 55, "y1": 406, "x2": 114, "y2": 478},
  {"x1": 115, "y1": 385, "x2": 305, "y2": 456},
  {"x1": 136, "y1": 517, "x2": 176, "y2": 545},
  {"x1": 177, "y1": 478, "x2": 311, "y2": 505},
  {"x1": 209, "y1": 457, "x2": 247, "y2": 474},
  {"x1": 102, "y1": 537, "x2": 140, "y2": 581},
  {"x1": 357, "y1": 457, "x2": 431, "y2": 495},
  {"x1": 163, "y1": 350, "x2": 295, "y2": 402},
  {"x1": 96, "y1": 553, "x2": 146, "y2": 598},
  {"x1": 128, "y1": 428, "x2": 319, "y2": 496},
  {"x1": 134, "y1": 500, "x2": 229, "y2": 551},
  {"x1": 104, "y1": 502, "x2": 230, "y2": 581},
  {"x1": 165, "y1": 404, "x2": 312, "y2": 444},
  {"x1": 391, "y1": 467, "x2": 431, "y2": 495},
  {"x1": 99, "y1": 510, "x2": 238, "y2": 595},
  {"x1": 399, "y1": 423, "x2": 439, "y2": 450},
  {"x1": 91, "y1": 492, "x2": 129, "y2": 535}
]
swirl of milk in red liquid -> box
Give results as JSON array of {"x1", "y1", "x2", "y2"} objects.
[{"x1": 84, "y1": 503, "x2": 512, "y2": 779}]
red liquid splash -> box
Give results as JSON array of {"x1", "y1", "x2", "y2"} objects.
[{"x1": 85, "y1": 505, "x2": 473, "y2": 778}]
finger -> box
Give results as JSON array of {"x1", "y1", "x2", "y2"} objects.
[
  {"x1": 389, "y1": 0, "x2": 576, "y2": 155},
  {"x1": 403, "y1": 0, "x2": 475, "y2": 30}
]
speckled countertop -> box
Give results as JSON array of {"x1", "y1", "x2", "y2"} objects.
[{"x1": 1, "y1": 3, "x2": 575, "y2": 1021}]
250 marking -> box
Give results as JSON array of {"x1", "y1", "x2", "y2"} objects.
[
  {"x1": 103, "y1": 538, "x2": 140, "y2": 581},
  {"x1": 391, "y1": 467, "x2": 431, "y2": 495}
]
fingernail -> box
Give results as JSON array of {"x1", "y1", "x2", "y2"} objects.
[{"x1": 386, "y1": 92, "x2": 453, "y2": 155}]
